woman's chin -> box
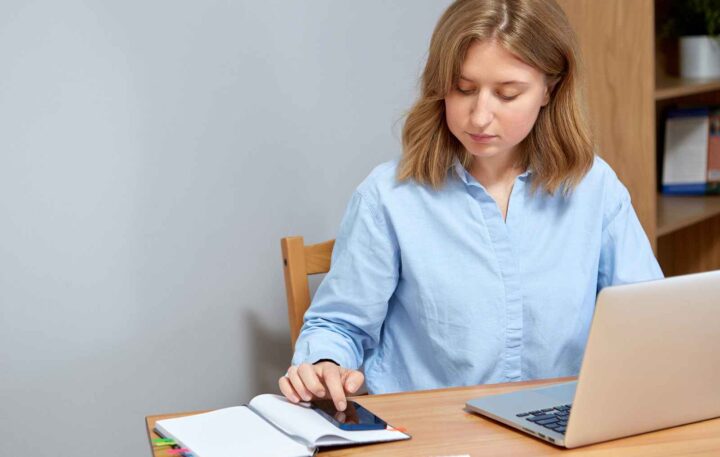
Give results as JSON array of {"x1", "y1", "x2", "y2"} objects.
[{"x1": 465, "y1": 145, "x2": 503, "y2": 158}]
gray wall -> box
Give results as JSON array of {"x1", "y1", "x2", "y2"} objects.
[{"x1": 0, "y1": 1, "x2": 452, "y2": 456}]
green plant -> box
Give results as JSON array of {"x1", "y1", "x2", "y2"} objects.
[{"x1": 661, "y1": 0, "x2": 720, "y2": 38}]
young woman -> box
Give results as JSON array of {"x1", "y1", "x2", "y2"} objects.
[{"x1": 279, "y1": 0, "x2": 663, "y2": 412}]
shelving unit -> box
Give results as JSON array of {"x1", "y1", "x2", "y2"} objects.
[
  {"x1": 557, "y1": 0, "x2": 720, "y2": 277},
  {"x1": 655, "y1": 72, "x2": 720, "y2": 240},
  {"x1": 655, "y1": 73, "x2": 720, "y2": 100},
  {"x1": 657, "y1": 195, "x2": 720, "y2": 237}
]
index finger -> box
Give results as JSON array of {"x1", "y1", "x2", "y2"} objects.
[{"x1": 319, "y1": 364, "x2": 347, "y2": 411}]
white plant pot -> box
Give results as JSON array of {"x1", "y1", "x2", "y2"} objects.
[{"x1": 680, "y1": 35, "x2": 720, "y2": 79}]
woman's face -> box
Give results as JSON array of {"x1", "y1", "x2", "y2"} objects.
[{"x1": 445, "y1": 39, "x2": 552, "y2": 164}]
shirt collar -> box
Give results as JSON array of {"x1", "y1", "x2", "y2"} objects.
[
  {"x1": 452, "y1": 156, "x2": 533, "y2": 186},
  {"x1": 452, "y1": 156, "x2": 472, "y2": 185}
]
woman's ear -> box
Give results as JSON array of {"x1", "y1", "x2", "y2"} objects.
[
  {"x1": 542, "y1": 79, "x2": 559, "y2": 106},
  {"x1": 542, "y1": 80, "x2": 558, "y2": 107}
]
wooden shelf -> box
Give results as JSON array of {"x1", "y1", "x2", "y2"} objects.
[
  {"x1": 655, "y1": 72, "x2": 720, "y2": 100},
  {"x1": 657, "y1": 195, "x2": 720, "y2": 237}
]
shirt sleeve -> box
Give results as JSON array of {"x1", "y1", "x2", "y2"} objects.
[
  {"x1": 291, "y1": 189, "x2": 400, "y2": 369},
  {"x1": 597, "y1": 177, "x2": 664, "y2": 292}
]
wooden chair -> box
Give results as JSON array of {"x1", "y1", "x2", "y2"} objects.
[{"x1": 281, "y1": 236, "x2": 335, "y2": 347}]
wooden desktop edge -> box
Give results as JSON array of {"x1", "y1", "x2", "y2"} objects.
[{"x1": 145, "y1": 376, "x2": 575, "y2": 455}]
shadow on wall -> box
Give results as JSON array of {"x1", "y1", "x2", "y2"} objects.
[
  {"x1": 246, "y1": 273, "x2": 326, "y2": 396},
  {"x1": 245, "y1": 309, "x2": 294, "y2": 397}
]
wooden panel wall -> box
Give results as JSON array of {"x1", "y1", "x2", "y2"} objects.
[{"x1": 557, "y1": 0, "x2": 657, "y2": 247}]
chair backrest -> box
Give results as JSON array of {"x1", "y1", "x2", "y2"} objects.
[{"x1": 281, "y1": 236, "x2": 335, "y2": 347}]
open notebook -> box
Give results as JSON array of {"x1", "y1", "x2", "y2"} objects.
[{"x1": 154, "y1": 394, "x2": 411, "y2": 457}]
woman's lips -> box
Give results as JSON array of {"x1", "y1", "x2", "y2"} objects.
[{"x1": 468, "y1": 133, "x2": 497, "y2": 142}]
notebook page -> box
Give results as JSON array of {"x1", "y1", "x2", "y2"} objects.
[
  {"x1": 249, "y1": 394, "x2": 409, "y2": 446},
  {"x1": 155, "y1": 406, "x2": 313, "y2": 457}
]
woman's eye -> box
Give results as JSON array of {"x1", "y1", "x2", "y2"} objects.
[{"x1": 456, "y1": 87, "x2": 518, "y2": 101}]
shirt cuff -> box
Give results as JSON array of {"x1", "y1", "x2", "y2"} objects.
[{"x1": 292, "y1": 331, "x2": 361, "y2": 369}]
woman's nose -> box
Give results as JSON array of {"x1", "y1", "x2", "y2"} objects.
[{"x1": 470, "y1": 94, "x2": 494, "y2": 128}]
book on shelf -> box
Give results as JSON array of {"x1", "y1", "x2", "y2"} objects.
[
  {"x1": 708, "y1": 108, "x2": 720, "y2": 194},
  {"x1": 662, "y1": 107, "x2": 720, "y2": 195},
  {"x1": 154, "y1": 394, "x2": 410, "y2": 457}
]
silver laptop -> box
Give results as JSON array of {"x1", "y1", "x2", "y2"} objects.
[{"x1": 465, "y1": 270, "x2": 720, "y2": 448}]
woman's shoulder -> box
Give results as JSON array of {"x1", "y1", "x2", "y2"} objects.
[
  {"x1": 354, "y1": 158, "x2": 404, "y2": 202},
  {"x1": 583, "y1": 154, "x2": 619, "y2": 184},
  {"x1": 578, "y1": 155, "x2": 628, "y2": 197},
  {"x1": 577, "y1": 154, "x2": 633, "y2": 223}
]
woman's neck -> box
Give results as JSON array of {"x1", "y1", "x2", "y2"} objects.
[{"x1": 468, "y1": 151, "x2": 524, "y2": 189}]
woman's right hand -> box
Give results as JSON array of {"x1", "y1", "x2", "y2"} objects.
[{"x1": 278, "y1": 361, "x2": 364, "y2": 412}]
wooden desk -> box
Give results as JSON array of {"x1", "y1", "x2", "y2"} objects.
[{"x1": 146, "y1": 377, "x2": 720, "y2": 456}]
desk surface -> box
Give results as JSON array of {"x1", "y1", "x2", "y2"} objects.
[{"x1": 146, "y1": 377, "x2": 720, "y2": 456}]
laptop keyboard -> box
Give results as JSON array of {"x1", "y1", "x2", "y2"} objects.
[{"x1": 516, "y1": 404, "x2": 572, "y2": 434}]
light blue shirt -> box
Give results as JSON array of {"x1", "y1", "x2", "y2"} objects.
[{"x1": 292, "y1": 156, "x2": 663, "y2": 394}]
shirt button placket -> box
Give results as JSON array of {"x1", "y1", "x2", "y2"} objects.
[{"x1": 474, "y1": 185, "x2": 524, "y2": 382}]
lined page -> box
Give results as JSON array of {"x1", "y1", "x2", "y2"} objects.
[
  {"x1": 155, "y1": 406, "x2": 313, "y2": 457},
  {"x1": 249, "y1": 394, "x2": 409, "y2": 446}
]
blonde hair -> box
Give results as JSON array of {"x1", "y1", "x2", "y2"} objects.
[{"x1": 398, "y1": 0, "x2": 594, "y2": 194}]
